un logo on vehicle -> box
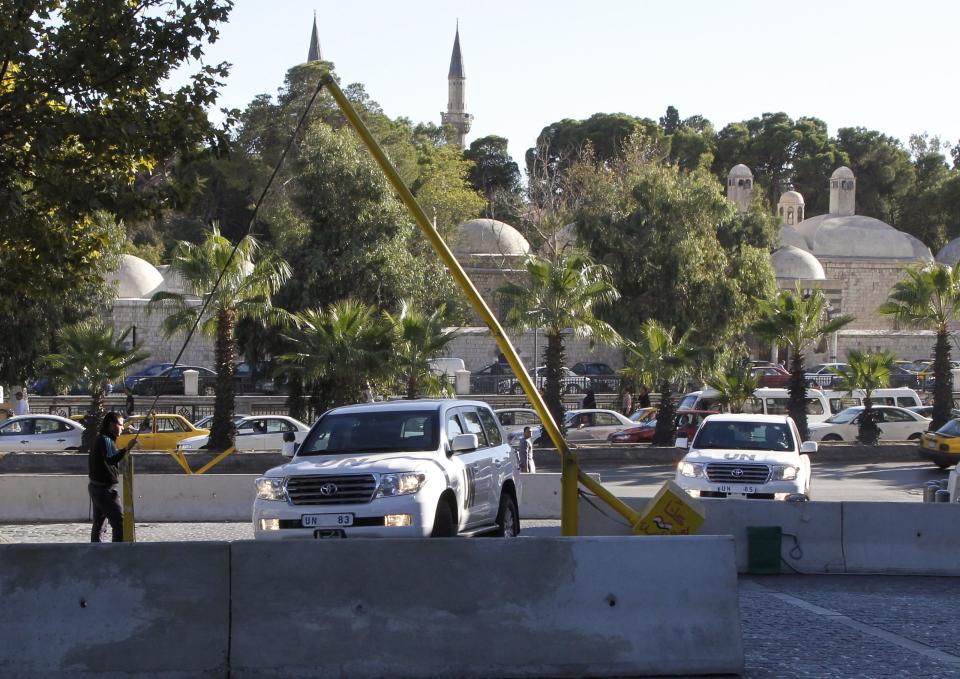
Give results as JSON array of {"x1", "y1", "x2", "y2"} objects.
[
  {"x1": 319, "y1": 483, "x2": 338, "y2": 496},
  {"x1": 731, "y1": 468, "x2": 744, "y2": 478}
]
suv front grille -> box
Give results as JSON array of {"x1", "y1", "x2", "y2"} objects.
[
  {"x1": 705, "y1": 463, "x2": 770, "y2": 484},
  {"x1": 286, "y1": 474, "x2": 377, "y2": 506}
]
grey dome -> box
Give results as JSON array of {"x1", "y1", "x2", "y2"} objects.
[
  {"x1": 936, "y1": 238, "x2": 960, "y2": 266},
  {"x1": 794, "y1": 214, "x2": 932, "y2": 260},
  {"x1": 778, "y1": 190, "x2": 805, "y2": 206},
  {"x1": 728, "y1": 163, "x2": 753, "y2": 178},
  {"x1": 778, "y1": 224, "x2": 810, "y2": 251},
  {"x1": 453, "y1": 219, "x2": 530, "y2": 257},
  {"x1": 106, "y1": 254, "x2": 164, "y2": 299},
  {"x1": 831, "y1": 166, "x2": 855, "y2": 180},
  {"x1": 772, "y1": 246, "x2": 825, "y2": 280}
]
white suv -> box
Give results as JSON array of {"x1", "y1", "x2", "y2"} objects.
[
  {"x1": 253, "y1": 399, "x2": 520, "y2": 539},
  {"x1": 675, "y1": 413, "x2": 814, "y2": 500}
]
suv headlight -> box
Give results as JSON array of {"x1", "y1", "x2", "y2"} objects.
[
  {"x1": 770, "y1": 464, "x2": 798, "y2": 480},
  {"x1": 255, "y1": 477, "x2": 287, "y2": 501},
  {"x1": 376, "y1": 472, "x2": 426, "y2": 498},
  {"x1": 678, "y1": 461, "x2": 706, "y2": 478}
]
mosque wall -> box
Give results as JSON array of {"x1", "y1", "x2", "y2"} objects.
[
  {"x1": 443, "y1": 327, "x2": 623, "y2": 372},
  {"x1": 820, "y1": 258, "x2": 912, "y2": 331},
  {"x1": 107, "y1": 299, "x2": 216, "y2": 371}
]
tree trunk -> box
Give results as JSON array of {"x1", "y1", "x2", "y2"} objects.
[
  {"x1": 788, "y1": 350, "x2": 810, "y2": 441},
  {"x1": 857, "y1": 394, "x2": 880, "y2": 445},
  {"x1": 208, "y1": 308, "x2": 237, "y2": 451},
  {"x1": 286, "y1": 374, "x2": 307, "y2": 423},
  {"x1": 652, "y1": 381, "x2": 676, "y2": 445},
  {"x1": 931, "y1": 327, "x2": 953, "y2": 431},
  {"x1": 80, "y1": 389, "x2": 107, "y2": 455},
  {"x1": 406, "y1": 370, "x2": 418, "y2": 400},
  {"x1": 543, "y1": 333, "x2": 565, "y2": 435}
]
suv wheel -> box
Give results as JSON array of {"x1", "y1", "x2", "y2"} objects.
[
  {"x1": 493, "y1": 492, "x2": 519, "y2": 537},
  {"x1": 431, "y1": 499, "x2": 456, "y2": 537}
]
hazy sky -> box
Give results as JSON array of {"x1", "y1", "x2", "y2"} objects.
[{"x1": 191, "y1": 0, "x2": 960, "y2": 167}]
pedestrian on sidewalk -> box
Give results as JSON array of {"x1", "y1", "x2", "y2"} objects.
[
  {"x1": 638, "y1": 385, "x2": 651, "y2": 409},
  {"x1": 518, "y1": 426, "x2": 535, "y2": 474},
  {"x1": 13, "y1": 390, "x2": 29, "y2": 416},
  {"x1": 582, "y1": 387, "x2": 597, "y2": 410},
  {"x1": 88, "y1": 411, "x2": 136, "y2": 543},
  {"x1": 124, "y1": 386, "x2": 135, "y2": 417},
  {"x1": 620, "y1": 388, "x2": 633, "y2": 417}
]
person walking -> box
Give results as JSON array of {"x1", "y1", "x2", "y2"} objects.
[
  {"x1": 13, "y1": 390, "x2": 29, "y2": 416},
  {"x1": 620, "y1": 388, "x2": 633, "y2": 417},
  {"x1": 637, "y1": 385, "x2": 651, "y2": 409},
  {"x1": 88, "y1": 411, "x2": 136, "y2": 542},
  {"x1": 124, "y1": 386, "x2": 135, "y2": 417},
  {"x1": 582, "y1": 387, "x2": 597, "y2": 410},
  {"x1": 518, "y1": 426, "x2": 536, "y2": 474}
]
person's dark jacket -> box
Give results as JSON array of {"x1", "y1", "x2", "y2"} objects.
[{"x1": 89, "y1": 433, "x2": 127, "y2": 485}]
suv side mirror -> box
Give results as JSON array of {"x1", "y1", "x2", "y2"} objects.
[
  {"x1": 451, "y1": 433, "x2": 479, "y2": 452},
  {"x1": 800, "y1": 440, "x2": 818, "y2": 454}
]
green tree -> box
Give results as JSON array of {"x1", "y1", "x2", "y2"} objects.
[
  {"x1": 707, "y1": 364, "x2": 760, "y2": 414},
  {"x1": 40, "y1": 320, "x2": 149, "y2": 451},
  {"x1": 498, "y1": 255, "x2": 621, "y2": 427},
  {"x1": 829, "y1": 350, "x2": 893, "y2": 445},
  {"x1": 464, "y1": 135, "x2": 522, "y2": 221},
  {"x1": 384, "y1": 301, "x2": 459, "y2": 399},
  {"x1": 149, "y1": 227, "x2": 291, "y2": 450},
  {"x1": 659, "y1": 106, "x2": 682, "y2": 135},
  {"x1": 752, "y1": 286, "x2": 854, "y2": 440},
  {"x1": 879, "y1": 263, "x2": 960, "y2": 430},
  {"x1": 279, "y1": 299, "x2": 394, "y2": 410},
  {"x1": 835, "y1": 127, "x2": 914, "y2": 225},
  {"x1": 622, "y1": 321, "x2": 701, "y2": 444}
]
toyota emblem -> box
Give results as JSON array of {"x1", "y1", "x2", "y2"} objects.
[
  {"x1": 319, "y1": 483, "x2": 338, "y2": 496},
  {"x1": 731, "y1": 468, "x2": 744, "y2": 478}
]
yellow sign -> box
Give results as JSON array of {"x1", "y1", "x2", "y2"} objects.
[{"x1": 633, "y1": 480, "x2": 705, "y2": 535}]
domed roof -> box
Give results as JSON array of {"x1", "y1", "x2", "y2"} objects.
[
  {"x1": 106, "y1": 254, "x2": 164, "y2": 299},
  {"x1": 793, "y1": 214, "x2": 932, "y2": 260},
  {"x1": 728, "y1": 164, "x2": 753, "y2": 178},
  {"x1": 778, "y1": 224, "x2": 810, "y2": 251},
  {"x1": 778, "y1": 190, "x2": 805, "y2": 205},
  {"x1": 831, "y1": 166, "x2": 855, "y2": 180},
  {"x1": 453, "y1": 219, "x2": 530, "y2": 257},
  {"x1": 771, "y1": 246, "x2": 825, "y2": 280},
  {"x1": 936, "y1": 238, "x2": 960, "y2": 266}
]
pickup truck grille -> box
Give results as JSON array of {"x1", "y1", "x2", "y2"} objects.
[
  {"x1": 706, "y1": 463, "x2": 770, "y2": 484},
  {"x1": 286, "y1": 474, "x2": 377, "y2": 506}
]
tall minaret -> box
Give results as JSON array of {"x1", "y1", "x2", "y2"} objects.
[
  {"x1": 307, "y1": 12, "x2": 322, "y2": 62},
  {"x1": 440, "y1": 23, "x2": 473, "y2": 147}
]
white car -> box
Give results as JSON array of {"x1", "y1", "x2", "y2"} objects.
[
  {"x1": 253, "y1": 399, "x2": 520, "y2": 539},
  {"x1": 807, "y1": 405, "x2": 930, "y2": 442},
  {"x1": 0, "y1": 415, "x2": 85, "y2": 452},
  {"x1": 675, "y1": 413, "x2": 814, "y2": 500},
  {"x1": 192, "y1": 414, "x2": 250, "y2": 430},
  {"x1": 528, "y1": 408, "x2": 636, "y2": 445},
  {"x1": 176, "y1": 415, "x2": 309, "y2": 452},
  {"x1": 495, "y1": 407, "x2": 543, "y2": 446}
]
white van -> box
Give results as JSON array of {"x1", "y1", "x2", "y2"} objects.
[
  {"x1": 427, "y1": 357, "x2": 466, "y2": 379},
  {"x1": 821, "y1": 387, "x2": 922, "y2": 413},
  {"x1": 677, "y1": 388, "x2": 833, "y2": 423}
]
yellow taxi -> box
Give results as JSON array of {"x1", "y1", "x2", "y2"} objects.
[
  {"x1": 117, "y1": 414, "x2": 209, "y2": 452},
  {"x1": 918, "y1": 418, "x2": 960, "y2": 469}
]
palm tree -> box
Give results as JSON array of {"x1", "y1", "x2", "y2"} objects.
[
  {"x1": 279, "y1": 299, "x2": 394, "y2": 410},
  {"x1": 879, "y1": 263, "x2": 960, "y2": 430},
  {"x1": 752, "y1": 286, "x2": 853, "y2": 440},
  {"x1": 707, "y1": 364, "x2": 760, "y2": 414},
  {"x1": 622, "y1": 320, "x2": 701, "y2": 445},
  {"x1": 41, "y1": 320, "x2": 149, "y2": 452},
  {"x1": 829, "y1": 350, "x2": 893, "y2": 445},
  {"x1": 384, "y1": 301, "x2": 459, "y2": 399},
  {"x1": 149, "y1": 226, "x2": 291, "y2": 450},
  {"x1": 498, "y1": 254, "x2": 620, "y2": 427}
]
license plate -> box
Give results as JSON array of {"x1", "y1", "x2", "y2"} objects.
[
  {"x1": 716, "y1": 485, "x2": 757, "y2": 494},
  {"x1": 302, "y1": 513, "x2": 354, "y2": 528}
]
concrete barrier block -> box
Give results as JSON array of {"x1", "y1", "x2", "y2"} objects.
[
  {"x1": 229, "y1": 537, "x2": 743, "y2": 678},
  {"x1": 842, "y1": 501, "x2": 960, "y2": 575},
  {"x1": 950, "y1": 468, "x2": 958, "y2": 502},
  {"x1": 0, "y1": 542, "x2": 230, "y2": 676},
  {"x1": 135, "y1": 474, "x2": 258, "y2": 521},
  {"x1": 0, "y1": 474, "x2": 90, "y2": 522},
  {"x1": 520, "y1": 472, "x2": 601, "y2": 519}
]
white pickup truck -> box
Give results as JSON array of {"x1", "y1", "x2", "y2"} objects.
[{"x1": 674, "y1": 413, "x2": 814, "y2": 500}]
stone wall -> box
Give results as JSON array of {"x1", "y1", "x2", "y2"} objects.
[
  {"x1": 821, "y1": 257, "x2": 910, "y2": 330},
  {"x1": 442, "y1": 327, "x2": 623, "y2": 371},
  {"x1": 107, "y1": 298, "x2": 215, "y2": 371}
]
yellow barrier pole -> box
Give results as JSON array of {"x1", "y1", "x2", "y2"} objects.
[
  {"x1": 193, "y1": 446, "x2": 237, "y2": 475},
  {"x1": 122, "y1": 453, "x2": 136, "y2": 542},
  {"x1": 320, "y1": 71, "x2": 580, "y2": 534}
]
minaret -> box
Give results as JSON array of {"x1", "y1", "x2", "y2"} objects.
[
  {"x1": 440, "y1": 23, "x2": 473, "y2": 147},
  {"x1": 829, "y1": 166, "x2": 856, "y2": 216},
  {"x1": 726, "y1": 164, "x2": 754, "y2": 213},
  {"x1": 307, "y1": 12, "x2": 322, "y2": 62}
]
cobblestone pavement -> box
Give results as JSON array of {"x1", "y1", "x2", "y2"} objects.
[{"x1": 2, "y1": 521, "x2": 960, "y2": 678}]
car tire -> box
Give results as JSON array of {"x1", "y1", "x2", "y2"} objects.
[
  {"x1": 431, "y1": 499, "x2": 456, "y2": 538},
  {"x1": 493, "y1": 491, "x2": 519, "y2": 537},
  {"x1": 935, "y1": 462, "x2": 952, "y2": 470},
  {"x1": 908, "y1": 433, "x2": 922, "y2": 441},
  {"x1": 201, "y1": 385, "x2": 216, "y2": 396},
  {"x1": 822, "y1": 434, "x2": 842, "y2": 442}
]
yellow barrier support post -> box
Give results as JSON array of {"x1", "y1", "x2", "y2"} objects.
[
  {"x1": 194, "y1": 446, "x2": 238, "y2": 475},
  {"x1": 319, "y1": 71, "x2": 581, "y2": 534},
  {"x1": 122, "y1": 453, "x2": 136, "y2": 542}
]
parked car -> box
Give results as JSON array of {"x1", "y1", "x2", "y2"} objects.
[
  {"x1": 495, "y1": 408, "x2": 543, "y2": 447},
  {"x1": 570, "y1": 362, "x2": 620, "y2": 392},
  {"x1": 629, "y1": 407, "x2": 658, "y2": 423},
  {"x1": 130, "y1": 365, "x2": 217, "y2": 395},
  {"x1": 123, "y1": 363, "x2": 175, "y2": 391},
  {"x1": 532, "y1": 409, "x2": 634, "y2": 443},
  {"x1": 503, "y1": 366, "x2": 592, "y2": 395},
  {"x1": 27, "y1": 376, "x2": 90, "y2": 396},
  {"x1": 0, "y1": 415, "x2": 84, "y2": 452},
  {"x1": 675, "y1": 413, "x2": 814, "y2": 500},
  {"x1": 235, "y1": 362, "x2": 287, "y2": 395},
  {"x1": 804, "y1": 363, "x2": 847, "y2": 388},
  {"x1": 609, "y1": 409, "x2": 718, "y2": 444},
  {"x1": 176, "y1": 415, "x2": 310, "y2": 452},
  {"x1": 193, "y1": 414, "x2": 251, "y2": 430},
  {"x1": 918, "y1": 419, "x2": 960, "y2": 469},
  {"x1": 252, "y1": 399, "x2": 520, "y2": 539},
  {"x1": 807, "y1": 406, "x2": 930, "y2": 442},
  {"x1": 469, "y1": 361, "x2": 515, "y2": 394},
  {"x1": 752, "y1": 364, "x2": 791, "y2": 388},
  {"x1": 116, "y1": 414, "x2": 209, "y2": 452},
  {"x1": 886, "y1": 365, "x2": 921, "y2": 389}
]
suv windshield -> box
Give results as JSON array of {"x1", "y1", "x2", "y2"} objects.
[
  {"x1": 693, "y1": 421, "x2": 794, "y2": 451},
  {"x1": 298, "y1": 410, "x2": 439, "y2": 456}
]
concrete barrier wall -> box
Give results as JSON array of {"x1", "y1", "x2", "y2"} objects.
[
  {"x1": 135, "y1": 474, "x2": 257, "y2": 521},
  {"x1": 519, "y1": 472, "x2": 600, "y2": 519},
  {"x1": 229, "y1": 537, "x2": 743, "y2": 678},
  {"x1": 0, "y1": 474, "x2": 90, "y2": 521},
  {"x1": 0, "y1": 542, "x2": 230, "y2": 676}
]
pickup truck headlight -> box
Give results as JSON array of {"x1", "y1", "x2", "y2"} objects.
[
  {"x1": 376, "y1": 472, "x2": 426, "y2": 498},
  {"x1": 678, "y1": 461, "x2": 706, "y2": 478},
  {"x1": 770, "y1": 465, "x2": 798, "y2": 480},
  {"x1": 255, "y1": 477, "x2": 287, "y2": 501}
]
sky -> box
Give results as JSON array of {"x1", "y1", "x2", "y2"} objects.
[{"x1": 186, "y1": 0, "x2": 960, "y2": 168}]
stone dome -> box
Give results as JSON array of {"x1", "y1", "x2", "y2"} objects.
[
  {"x1": 831, "y1": 166, "x2": 855, "y2": 180},
  {"x1": 778, "y1": 224, "x2": 810, "y2": 251},
  {"x1": 728, "y1": 164, "x2": 753, "y2": 178},
  {"x1": 771, "y1": 246, "x2": 825, "y2": 280},
  {"x1": 793, "y1": 214, "x2": 932, "y2": 260},
  {"x1": 779, "y1": 190, "x2": 805, "y2": 205},
  {"x1": 106, "y1": 254, "x2": 164, "y2": 299},
  {"x1": 453, "y1": 219, "x2": 530, "y2": 257},
  {"x1": 936, "y1": 238, "x2": 960, "y2": 266}
]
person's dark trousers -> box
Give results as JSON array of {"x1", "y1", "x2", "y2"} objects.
[{"x1": 88, "y1": 481, "x2": 124, "y2": 542}]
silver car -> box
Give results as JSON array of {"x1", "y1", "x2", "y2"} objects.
[{"x1": 0, "y1": 415, "x2": 85, "y2": 452}]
